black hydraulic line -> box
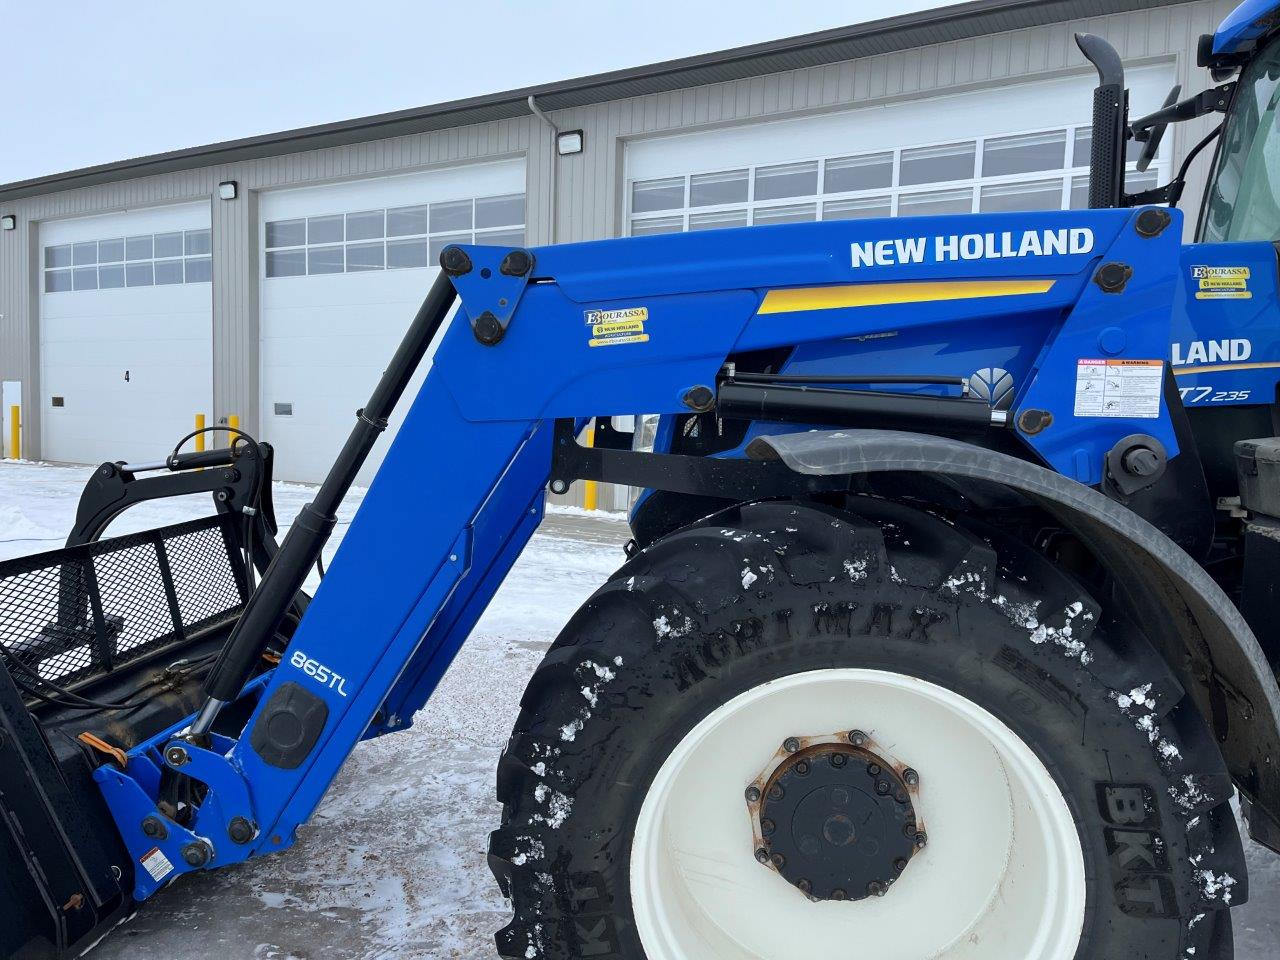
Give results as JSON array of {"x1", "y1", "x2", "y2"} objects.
[
  {"x1": 717, "y1": 381, "x2": 996, "y2": 431},
  {"x1": 730, "y1": 372, "x2": 968, "y2": 388},
  {"x1": 195, "y1": 271, "x2": 458, "y2": 723}
]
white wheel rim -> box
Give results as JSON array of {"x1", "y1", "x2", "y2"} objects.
[{"x1": 630, "y1": 669, "x2": 1087, "y2": 960}]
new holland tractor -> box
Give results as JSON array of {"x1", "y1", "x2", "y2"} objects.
[{"x1": 7, "y1": 2, "x2": 1280, "y2": 958}]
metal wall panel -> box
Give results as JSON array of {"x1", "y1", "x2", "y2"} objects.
[
  {"x1": 0, "y1": 118, "x2": 544, "y2": 461},
  {"x1": 0, "y1": 0, "x2": 1237, "y2": 511}
]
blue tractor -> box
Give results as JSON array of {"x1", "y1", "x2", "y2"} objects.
[{"x1": 5, "y1": 2, "x2": 1280, "y2": 958}]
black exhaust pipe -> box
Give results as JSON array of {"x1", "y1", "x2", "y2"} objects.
[{"x1": 1075, "y1": 33, "x2": 1128, "y2": 209}]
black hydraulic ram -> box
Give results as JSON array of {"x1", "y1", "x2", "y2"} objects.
[
  {"x1": 716, "y1": 379, "x2": 1006, "y2": 431},
  {"x1": 190, "y1": 270, "x2": 459, "y2": 735}
]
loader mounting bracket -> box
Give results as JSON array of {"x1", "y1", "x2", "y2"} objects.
[
  {"x1": 548, "y1": 418, "x2": 847, "y2": 501},
  {"x1": 443, "y1": 244, "x2": 536, "y2": 346}
]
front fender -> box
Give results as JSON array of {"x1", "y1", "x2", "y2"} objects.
[{"x1": 747, "y1": 427, "x2": 1280, "y2": 841}]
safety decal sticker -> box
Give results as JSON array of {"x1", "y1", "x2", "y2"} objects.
[
  {"x1": 1074, "y1": 359, "x2": 1163, "y2": 419},
  {"x1": 1191, "y1": 265, "x2": 1252, "y2": 300},
  {"x1": 585, "y1": 306, "x2": 649, "y2": 348},
  {"x1": 140, "y1": 846, "x2": 175, "y2": 883}
]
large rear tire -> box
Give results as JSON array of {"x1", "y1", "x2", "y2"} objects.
[{"x1": 489, "y1": 499, "x2": 1246, "y2": 959}]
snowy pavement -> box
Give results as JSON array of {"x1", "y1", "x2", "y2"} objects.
[{"x1": 0, "y1": 459, "x2": 1276, "y2": 958}]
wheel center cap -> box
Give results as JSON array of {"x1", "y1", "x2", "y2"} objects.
[{"x1": 751, "y1": 735, "x2": 924, "y2": 902}]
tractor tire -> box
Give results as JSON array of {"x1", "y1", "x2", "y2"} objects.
[{"x1": 489, "y1": 499, "x2": 1246, "y2": 960}]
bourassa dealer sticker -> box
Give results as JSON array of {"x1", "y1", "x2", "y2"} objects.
[
  {"x1": 1192, "y1": 265, "x2": 1251, "y2": 300},
  {"x1": 585, "y1": 306, "x2": 649, "y2": 348}
]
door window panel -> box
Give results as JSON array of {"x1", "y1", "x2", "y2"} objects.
[
  {"x1": 823, "y1": 196, "x2": 892, "y2": 220},
  {"x1": 979, "y1": 180, "x2": 1063, "y2": 212},
  {"x1": 755, "y1": 161, "x2": 819, "y2": 201},
  {"x1": 690, "y1": 170, "x2": 748, "y2": 207},
  {"x1": 897, "y1": 187, "x2": 974, "y2": 216},
  {"x1": 983, "y1": 131, "x2": 1066, "y2": 177},
  {"x1": 900, "y1": 142, "x2": 976, "y2": 186},
  {"x1": 631, "y1": 177, "x2": 685, "y2": 213},
  {"x1": 825, "y1": 153, "x2": 894, "y2": 193}
]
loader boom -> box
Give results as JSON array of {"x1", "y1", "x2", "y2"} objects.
[{"x1": 75, "y1": 201, "x2": 1280, "y2": 909}]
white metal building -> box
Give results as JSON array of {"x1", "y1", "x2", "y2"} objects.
[{"x1": 0, "y1": 0, "x2": 1239, "y2": 502}]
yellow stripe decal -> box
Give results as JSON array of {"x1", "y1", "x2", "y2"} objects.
[
  {"x1": 758, "y1": 279, "x2": 1056, "y2": 314},
  {"x1": 1173, "y1": 361, "x2": 1280, "y2": 376}
]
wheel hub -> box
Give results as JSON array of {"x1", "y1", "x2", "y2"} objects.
[{"x1": 749, "y1": 733, "x2": 923, "y2": 901}]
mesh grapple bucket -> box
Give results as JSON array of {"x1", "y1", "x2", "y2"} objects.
[{"x1": 0, "y1": 515, "x2": 250, "y2": 696}]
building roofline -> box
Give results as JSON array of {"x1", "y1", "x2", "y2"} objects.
[{"x1": 0, "y1": 0, "x2": 1184, "y2": 203}]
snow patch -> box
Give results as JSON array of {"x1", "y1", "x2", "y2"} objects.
[
  {"x1": 532, "y1": 789, "x2": 574, "y2": 829},
  {"x1": 1170, "y1": 774, "x2": 1211, "y2": 812},
  {"x1": 741, "y1": 567, "x2": 758, "y2": 589},
  {"x1": 1197, "y1": 869, "x2": 1237, "y2": 904}
]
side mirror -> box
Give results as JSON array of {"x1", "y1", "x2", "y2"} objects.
[
  {"x1": 1135, "y1": 84, "x2": 1181, "y2": 173},
  {"x1": 1075, "y1": 33, "x2": 1129, "y2": 208}
]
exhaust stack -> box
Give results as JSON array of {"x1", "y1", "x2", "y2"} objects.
[{"x1": 1075, "y1": 33, "x2": 1128, "y2": 209}]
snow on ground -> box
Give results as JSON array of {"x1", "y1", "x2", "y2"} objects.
[{"x1": 0, "y1": 460, "x2": 1277, "y2": 958}]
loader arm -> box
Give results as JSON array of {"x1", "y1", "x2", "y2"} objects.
[{"x1": 84, "y1": 208, "x2": 1280, "y2": 906}]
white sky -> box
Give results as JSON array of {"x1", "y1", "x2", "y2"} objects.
[{"x1": 0, "y1": 0, "x2": 953, "y2": 185}]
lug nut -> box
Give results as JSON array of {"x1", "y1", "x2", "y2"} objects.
[
  {"x1": 795, "y1": 761, "x2": 810, "y2": 776},
  {"x1": 867, "y1": 762, "x2": 881, "y2": 776},
  {"x1": 783, "y1": 737, "x2": 801, "y2": 754},
  {"x1": 831, "y1": 888, "x2": 848, "y2": 901},
  {"x1": 848, "y1": 730, "x2": 868, "y2": 746},
  {"x1": 755, "y1": 847, "x2": 771, "y2": 864},
  {"x1": 866, "y1": 881, "x2": 886, "y2": 897},
  {"x1": 796, "y1": 879, "x2": 812, "y2": 894},
  {"x1": 745, "y1": 785, "x2": 762, "y2": 803},
  {"x1": 761, "y1": 818, "x2": 776, "y2": 836},
  {"x1": 771, "y1": 853, "x2": 786, "y2": 869},
  {"x1": 915, "y1": 831, "x2": 929, "y2": 849},
  {"x1": 768, "y1": 784, "x2": 785, "y2": 801},
  {"x1": 875, "y1": 780, "x2": 891, "y2": 796},
  {"x1": 903, "y1": 768, "x2": 920, "y2": 787},
  {"x1": 894, "y1": 858, "x2": 909, "y2": 873},
  {"x1": 831, "y1": 752, "x2": 847, "y2": 768}
]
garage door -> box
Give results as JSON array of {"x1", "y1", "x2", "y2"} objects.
[
  {"x1": 40, "y1": 202, "x2": 213, "y2": 466},
  {"x1": 624, "y1": 64, "x2": 1177, "y2": 236},
  {"x1": 259, "y1": 159, "x2": 526, "y2": 484}
]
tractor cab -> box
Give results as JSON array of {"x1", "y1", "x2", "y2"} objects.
[{"x1": 1201, "y1": 10, "x2": 1280, "y2": 242}]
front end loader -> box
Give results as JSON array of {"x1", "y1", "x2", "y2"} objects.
[{"x1": 8, "y1": 2, "x2": 1280, "y2": 957}]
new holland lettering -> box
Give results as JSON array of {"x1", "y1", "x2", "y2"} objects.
[{"x1": 851, "y1": 228, "x2": 1095, "y2": 268}]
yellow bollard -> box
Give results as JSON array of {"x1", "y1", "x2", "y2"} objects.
[
  {"x1": 8, "y1": 405, "x2": 18, "y2": 461},
  {"x1": 195, "y1": 414, "x2": 206, "y2": 453},
  {"x1": 582, "y1": 423, "x2": 598, "y2": 512},
  {"x1": 228, "y1": 414, "x2": 241, "y2": 448}
]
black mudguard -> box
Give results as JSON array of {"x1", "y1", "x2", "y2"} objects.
[{"x1": 747, "y1": 427, "x2": 1280, "y2": 846}]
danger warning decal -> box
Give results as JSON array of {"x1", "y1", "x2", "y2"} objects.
[
  {"x1": 1191, "y1": 265, "x2": 1252, "y2": 300},
  {"x1": 585, "y1": 306, "x2": 649, "y2": 348},
  {"x1": 140, "y1": 846, "x2": 175, "y2": 884},
  {"x1": 1074, "y1": 359, "x2": 1163, "y2": 419}
]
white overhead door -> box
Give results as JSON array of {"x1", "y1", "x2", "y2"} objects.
[
  {"x1": 624, "y1": 65, "x2": 1178, "y2": 235},
  {"x1": 40, "y1": 202, "x2": 213, "y2": 466},
  {"x1": 259, "y1": 159, "x2": 526, "y2": 484}
]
